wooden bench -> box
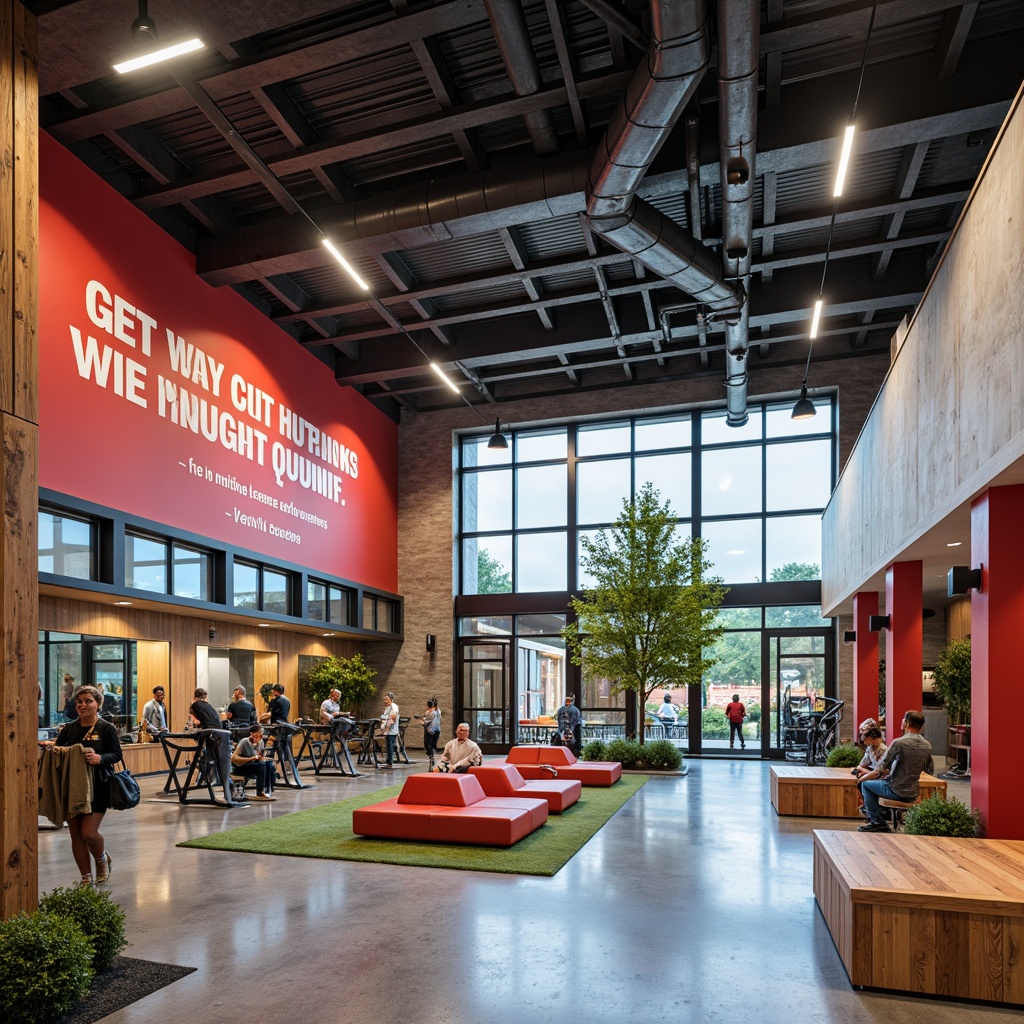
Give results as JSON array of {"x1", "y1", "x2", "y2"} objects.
[
  {"x1": 813, "y1": 830, "x2": 1024, "y2": 1005},
  {"x1": 770, "y1": 765, "x2": 946, "y2": 818}
]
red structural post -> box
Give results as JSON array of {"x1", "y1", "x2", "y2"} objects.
[
  {"x1": 970, "y1": 485, "x2": 1024, "y2": 839},
  {"x1": 884, "y1": 561, "x2": 922, "y2": 744},
  {"x1": 852, "y1": 591, "x2": 879, "y2": 730}
]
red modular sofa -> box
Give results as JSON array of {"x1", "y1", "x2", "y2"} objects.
[
  {"x1": 469, "y1": 763, "x2": 582, "y2": 812},
  {"x1": 501, "y1": 746, "x2": 622, "y2": 787},
  {"x1": 352, "y1": 772, "x2": 548, "y2": 846}
]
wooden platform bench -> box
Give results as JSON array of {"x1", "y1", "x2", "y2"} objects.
[
  {"x1": 813, "y1": 830, "x2": 1024, "y2": 1005},
  {"x1": 770, "y1": 765, "x2": 945, "y2": 818}
]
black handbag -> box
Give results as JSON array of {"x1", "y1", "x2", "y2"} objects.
[{"x1": 106, "y1": 760, "x2": 141, "y2": 810}]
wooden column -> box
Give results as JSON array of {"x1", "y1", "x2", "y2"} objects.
[
  {"x1": 970, "y1": 485, "x2": 1024, "y2": 839},
  {"x1": 852, "y1": 591, "x2": 879, "y2": 730},
  {"x1": 884, "y1": 561, "x2": 922, "y2": 744},
  {"x1": 0, "y1": 0, "x2": 39, "y2": 917}
]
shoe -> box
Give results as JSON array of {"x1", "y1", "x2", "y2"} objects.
[
  {"x1": 80, "y1": 875, "x2": 94, "y2": 888},
  {"x1": 253, "y1": 793, "x2": 275, "y2": 801},
  {"x1": 95, "y1": 853, "x2": 111, "y2": 884},
  {"x1": 858, "y1": 806, "x2": 868, "y2": 817},
  {"x1": 858, "y1": 821, "x2": 891, "y2": 833}
]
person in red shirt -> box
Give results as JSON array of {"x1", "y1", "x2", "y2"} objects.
[{"x1": 725, "y1": 694, "x2": 746, "y2": 750}]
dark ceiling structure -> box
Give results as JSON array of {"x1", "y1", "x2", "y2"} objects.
[{"x1": 32, "y1": 0, "x2": 1024, "y2": 423}]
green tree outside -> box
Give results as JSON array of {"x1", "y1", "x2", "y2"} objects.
[
  {"x1": 562, "y1": 483, "x2": 728, "y2": 743},
  {"x1": 475, "y1": 548, "x2": 512, "y2": 594},
  {"x1": 769, "y1": 561, "x2": 821, "y2": 581}
]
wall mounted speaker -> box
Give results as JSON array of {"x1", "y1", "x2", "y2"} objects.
[{"x1": 868, "y1": 615, "x2": 890, "y2": 632}]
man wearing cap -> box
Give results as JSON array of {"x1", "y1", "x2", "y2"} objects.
[{"x1": 555, "y1": 693, "x2": 583, "y2": 756}]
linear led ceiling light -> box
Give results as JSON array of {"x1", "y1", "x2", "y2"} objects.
[
  {"x1": 322, "y1": 238, "x2": 369, "y2": 290},
  {"x1": 809, "y1": 298, "x2": 823, "y2": 339},
  {"x1": 431, "y1": 362, "x2": 461, "y2": 393},
  {"x1": 112, "y1": 1, "x2": 203, "y2": 74},
  {"x1": 833, "y1": 124, "x2": 856, "y2": 197}
]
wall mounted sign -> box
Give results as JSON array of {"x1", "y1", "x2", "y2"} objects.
[{"x1": 39, "y1": 132, "x2": 398, "y2": 592}]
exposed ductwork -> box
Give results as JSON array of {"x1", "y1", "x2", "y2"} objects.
[
  {"x1": 583, "y1": 0, "x2": 744, "y2": 327},
  {"x1": 484, "y1": 0, "x2": 559, "y2": 156},
  {"x1": 717, "y1": 0, "x2": 761, "y2": 426}
]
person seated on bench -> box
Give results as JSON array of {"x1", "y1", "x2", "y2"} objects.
[
  {"x1": 190, "y1": 687, "x2": 235, "y2": 805},
  {"x1": 320, "y1": 688, "x2": 348, "y2": 724},
  {"x1": 231, "y1": 724, "x2": 276, "y2": 801},
  {"x1": 850, "y1": 726, "x2": 887, "y2": 814},
  {"x1": 859, "y1": 710, "x2": 934, "y2": 833},
  {"x1": 433, "y1": 723, "x2": 483, "y2": 774},
  {"x1": 555, "y1": 693, "x2": 583, "y2": 756},
  {"x1": 225, "y1": 687, "x2": 257, "y2": 727}
]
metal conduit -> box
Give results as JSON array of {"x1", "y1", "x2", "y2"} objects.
[
  {"x1": 583, "y1": 0, "x2": 744, "y2": 322},
  {"x1": 717, "y1": 0, "x2": 761, "y2": 426},
  {"x1": 484, "y1": 0, "x2": 559, "y2": 156}
]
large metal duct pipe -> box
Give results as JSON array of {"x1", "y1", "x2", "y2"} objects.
[
  {"x1": 717, "y1": 0, "x2": 761, "y2": 426},
  {"x1": 584, "y1": 0, "x2": 744, "y2": 322},
  {"x1": 484, "y1": 0, "x2": 559, "y2": 156}
]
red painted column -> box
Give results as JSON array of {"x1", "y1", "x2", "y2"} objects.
[
  {"x1": 884, "y1": 561, "x2": 922, "y2": 744},
  {"x1": 852, "y1": 592, "x2": 879, "y2": 730},
  {"x1": 971, "y1": 485, "x2": 1024, "y2": 839}
]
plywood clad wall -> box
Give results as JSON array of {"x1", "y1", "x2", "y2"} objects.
[
  {"x1": 823, "y1": 87, "x2": 1024, "y2": 611},
  {"x1": 0, "y1": 1, "x2": 38, "y2": 917}
]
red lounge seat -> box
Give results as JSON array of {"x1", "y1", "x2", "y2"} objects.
[
  {"x1": 352, "y1": 773, "x2": 548, "y2": 846},
  {"x1": 470, "y1": 763, "x2": 582, "y2": 812},
  {"x1": 504, "y1": 745, "x2": 622, "y2": 787}
]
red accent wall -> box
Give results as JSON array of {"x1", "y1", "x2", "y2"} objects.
[
  {"x1": 852, "y1": 591, "x2": 879, "y2": 730},
  {"x1": 884, "y1": 561, "x2": 922, "y2": 744},
  {"x1": 971, "y1": 485, "x2": 1024, "y2": 839},
  {"x1": 38, "y1": 132, "x2": 397, "y2": 592}
]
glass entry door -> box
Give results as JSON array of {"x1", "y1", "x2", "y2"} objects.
[
  {"x1": 458, "y1": 638, "x2": 510, "y2": 751},
  {"x1": 764, "y1": 630, "x2": 832, "y2": 758}
]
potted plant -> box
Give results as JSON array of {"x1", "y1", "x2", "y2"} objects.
[
  {"x1": 825, "y1": 742, "x2": 862, "y2": 768},
  {"x1": 304, "y1": 653, "x2": 377, "y2": 714},
  {"x1": 932, "y1": 636, "x2": 971, "y2": 726},
  {"x1": 903, "y1": 795, "x2": 980, "y2": 837}
]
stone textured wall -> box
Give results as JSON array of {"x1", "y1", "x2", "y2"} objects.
[{"x1": 373, "y1": 356, "x2": 891, "y2": 746}]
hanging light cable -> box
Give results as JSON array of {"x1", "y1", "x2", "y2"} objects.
[
  {"x1": 793, "y1": 3, "x2": 877, "y2": 420},
  {"x1": 109, "y1": 2, "x2": 490, "y2": 422}
]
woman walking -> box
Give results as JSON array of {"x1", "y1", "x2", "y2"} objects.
[
  {"x1": 420, "y1": 698, "x2": 442, "y2": 768},
  {"x1": 53, "y1": 685, "x2": 123, "y2": 886}
]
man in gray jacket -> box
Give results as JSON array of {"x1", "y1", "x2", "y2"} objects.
[{"x1": 859, "y1": 709, "x2": 934, "y2": 833}]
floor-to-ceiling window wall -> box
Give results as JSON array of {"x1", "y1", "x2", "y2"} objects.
[{"x1": 455, "y1": 399, "x2": 837, "y2": 754}]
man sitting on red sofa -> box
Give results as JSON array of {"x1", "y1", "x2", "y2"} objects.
[{"x1": 433, "y1": 722, "x2": 483, "y2": 774}]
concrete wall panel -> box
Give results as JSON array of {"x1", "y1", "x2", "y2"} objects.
[{"x1": 823, "y1": 86, "x2": 1024, "y2": 611}]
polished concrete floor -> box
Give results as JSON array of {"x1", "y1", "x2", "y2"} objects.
[{"x1": 37, "y1": 759, "x2": 1010, "y2": 1024}]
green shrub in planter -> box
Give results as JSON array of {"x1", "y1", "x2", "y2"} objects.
[
  {"x1": 635, "y1": 739, "x2": 682, "y2": 771},
  {"x1": 605, "y1": 738, "x2": 640, "y2": 769},
  {"x1": 581, "y1": 740, "x2": 608, "y2": 761},
  {"x1": 825, "y1": 743, "x2": 862, "y2": 768},
  {"x1": 0, "y1": 911, "x2": 94, "y2": 1024},
  {"x1": 701, "y1": 706, "x2": 728, "y2": 739},
  {"x1": 40, "y1": 884, "x2": 128, "y2": 972},
  {"x1": 903, "y1": 795, "x2": 980, "y2": 838}
]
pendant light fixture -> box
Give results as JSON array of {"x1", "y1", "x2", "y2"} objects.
[{"x1": 487, "y1": 418, "x2": 509, "y2": 450}]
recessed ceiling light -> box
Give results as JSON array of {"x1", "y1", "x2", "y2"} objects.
[
  {"x1": 114, "y1": 600, "x2": 133, "y2": 606},
  {"x1": 322, "y1": 632, "x2": 335, "y2": 637},
  {"x1": 258, "y1": 622, "x2": 271, "y2": 628},
  {"x1": 946, "y1": 541, "x2": 962, "y2": 547}
]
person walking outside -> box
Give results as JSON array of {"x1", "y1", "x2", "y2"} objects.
[{"x1": 725, "y1": 694, "x2": 747, "y2": 750}]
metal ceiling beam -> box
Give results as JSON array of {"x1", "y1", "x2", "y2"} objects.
[
  {"x1": 331, "y1": 257, "x2": 928, "y2": 383},
  {"x1": 43, "y1": 0, "x2": 493, "y2": 141},
  {"x1": 130, "y1": 73, "x2": 630, "y2": 213}
]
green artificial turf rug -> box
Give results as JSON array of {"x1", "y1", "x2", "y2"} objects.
[{"x1": 178, "y1": 775, "x2": 647, "y2": 876}]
